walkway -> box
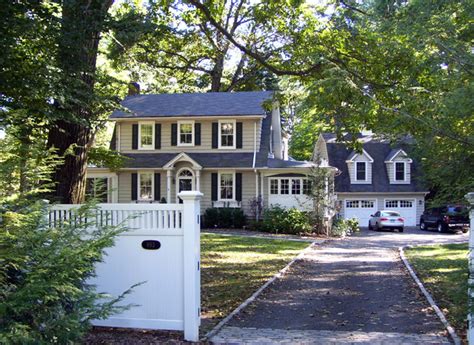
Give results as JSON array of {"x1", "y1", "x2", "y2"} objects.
[{"x1": 209, "y1": 228, "x2": 467, "y2": 344}]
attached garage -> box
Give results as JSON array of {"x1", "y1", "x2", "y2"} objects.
[
  {"x1": 384, "y1": 199, "x2": 417, "y2": 226},
  {"x1": 343, "y1": 199, "x2": 377, "y2": 226}
]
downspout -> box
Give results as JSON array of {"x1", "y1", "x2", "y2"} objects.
[{"x1": 252, "y1": 121, "x2": 257, "y2": 169}]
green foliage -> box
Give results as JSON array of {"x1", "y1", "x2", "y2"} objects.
[
  {"x1": 203, "y1": 207, "x2": 247, "y2": 229},
  {"x1": 0, "y1": 201, "x2": 132, "y2": 344},
  {"x1": 88, "y1": 146, "x2": 127, "y2": 172},
  {"x1": 258, "y1": 205, "x2": 312, "y2": 235},
  {"x1": 331, "y1": 217, "x2": 358, "y2": 237}
]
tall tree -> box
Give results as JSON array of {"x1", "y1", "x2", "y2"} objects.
[{"x1": 108, "y1": 0, "x2": 279, "y2": 92}]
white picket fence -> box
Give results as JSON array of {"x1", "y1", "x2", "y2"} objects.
[{"x1": 48, "y1": 191, "x2": 203, "y2": 342}]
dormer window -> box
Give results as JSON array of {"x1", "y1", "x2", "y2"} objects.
[
  {"x1": 395, "y1": 162, "x2": 406, "y2": 181},
  {"x1": 219, "y1": 120, "x2": 236, "y2": 149},
  {"x1": 355, "y1": 162, "x2": 367, "y2": 181},
  {"x1": 178, "y1": 121, "x2": 194, "y2": 146},
  {"x1": 139, "y1": 122, "x2": 154, "y2": 149}
]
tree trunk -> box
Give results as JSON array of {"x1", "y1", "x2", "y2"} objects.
[
  {"x1": 210, "y1": 53, "x2": 225, "y2": 92},
  {"x1": 47, "y1": 0, "x2": 113, "y2": 204}
]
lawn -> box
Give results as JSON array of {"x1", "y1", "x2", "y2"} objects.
[
  {"x1": 200, "y1": 233, "x2": 309, "y2": 332},
  {"x1": 405, "y1": 243, "x2": 468, "y2": 340}
]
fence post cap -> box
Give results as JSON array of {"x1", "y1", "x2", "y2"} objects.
[
  {"x1": 178, "y1": 191, "x2": 204, "y2": 201},
  {"x1": 465, "y1": 192, "x2": 474, "y2": 205}
]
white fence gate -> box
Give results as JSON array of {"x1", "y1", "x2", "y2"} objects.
[{"x1": 48, "y1": 191, "x2": 203, "y2": 342}]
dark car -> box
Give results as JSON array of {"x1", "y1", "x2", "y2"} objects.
[{"x1": 420, "y1": 205, "x2": 470, "y2": 233}]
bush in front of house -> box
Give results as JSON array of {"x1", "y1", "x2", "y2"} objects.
[
  {"x1": 203, "y1": 207, "x2": 247, "y2": 229},
  {"x1": 259, "y1": 205, "x2": 312, "y2": 235},
  {"x1": 331, "y1": 217, "x2": 359, "y2": 236},
  {"x1": 0, "y1": 200, "x2": 131, "y2": 344}
]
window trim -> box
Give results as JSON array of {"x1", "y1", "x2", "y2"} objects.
[
  {"x1": 177, "y1": 120, "x2": 195, "y2": 147},
  {"x1": 384, "y1": 198, "x2": 415, "y2": 209},
  {"x1": 86, "y1": 177, "x2": 110, "y2": 203},
  {"x1": 354, "y1": 161, "x2": 368, "y2": 181},
  {"x1": 268, "y1": 177, "x2": 310, "y2": 196},
  {"x1": 394, "y1": 161, "x2": 406, "y2": 182},
  {"x1": 138, "y1": 172, "x2": 154, "y2": 201},
  {"x1": 218, "y1": 119, "x2": 236, "y2": 149},
  {"x1": 138, "y1": 121, "x2": 155, "y2": 150},
  {"x1": 218, "y1": 171, "x2": 236, "y2": 201}
]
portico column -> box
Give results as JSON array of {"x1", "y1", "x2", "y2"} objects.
[
  {"x1": 167, "y1": 169, "x2": 172, "y2": 203},
  {"x1": 195, "y1": 169, "x2": 201, "y2": 192}
]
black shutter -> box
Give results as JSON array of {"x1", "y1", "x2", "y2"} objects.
[
  {"x1": 195, "y1": 123, "x2": 201, "y2": 145},
  {"x1": 236, "y1": 122, "x2": 243, "y2": 149},
  {"x1": 132, "y1": 124, "x2": 138, "y2": 150},
  {"x1": 171, "y1": 123, "x2": 178, "y2": 146},
  {"x1": 211, "y1": 173, "x2": 218, "y2": 201},
  {"x1": 155, "y1": 123, "x2": 161, "y2": 149},
  {"x1": 236, "y1": 173, "x2": 242, "y2": 201},
  {"x1": 110, "y1": 125, "x2": 117, "y2": 150},
  {"x1": 154, "y1": 173, "x2": 161, "y2": 201},
  {"x1": 131, "y1": 173, "x2": 137, "y2": 201},
  {"x1": 212, "y1": 122, "x2": 218, "y2": 149}
]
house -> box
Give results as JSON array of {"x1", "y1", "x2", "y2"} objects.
[
  {"x1": 86, "y1": 91, "x2": 316, "y2": 217},
  {"x1": 313, "y1": 133, "x2": 428, "y2": 226}
]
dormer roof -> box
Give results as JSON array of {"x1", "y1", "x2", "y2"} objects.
[
  {"x1": 345, "y1": 149, "x2": 374, "y2": 163},
  {"x1": 111, "y1": 91, "x2": 274, "y2": 119},
  {"x1": 384, "y1": 149, "x2": 413, "y2": 163}
]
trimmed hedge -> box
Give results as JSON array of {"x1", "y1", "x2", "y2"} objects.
[
  {"x1": 203, "y1": 207, "x2": 247, "y2": 229},
  {"x1": 257, "y1": 205, "x2": 312, "y2": 235}
]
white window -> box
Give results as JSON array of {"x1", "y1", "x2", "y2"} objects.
[
  {"x1": 280, "y1": 179, "x2": 290, "y2": 194},
  {"x1": 302, "y1": 179, "x2": 311, "y2": 195},
  {"x1": 355, "y1": 162, "x2": 367, "y2": 181},
  {"x1": 395, "y1": 162, "x2": 406, "y2": 181},
  {"x1": 385, "y1": 200, "x2": 398, "y2": 208},
  {"x1": 178, "y1": 121, "x2": 194, "y2": 146},
  {"x1": 139, "y1": 122, "x2": 154, "y2": 149},
  {"x1": 219, "y1": 172, "x2": 235, "y2": 200},
  {"x1": 139, "y1": 173, "x2": 153, "y2": 201},
  {"x1": 292, "y1": 179, "x2": 301, "y2": 195},
  {"x1": 270, "y1": 179, "x2": 279, "y2": 194},
  {"x1": 361, "y1": 200, "x2": 374, "y2": 208},
  {"x1": 346, "y1": 200, "x2": 360, "y2": 208},
  {"x1": 219, "y1": 120, "x2": 236, "y2": 149},
  {"x1": 86, "y1": 177, "x2": 108, "y2": 203},
  {"x1": 400, "y1": 200, "x2": 413, "y2": 208}
]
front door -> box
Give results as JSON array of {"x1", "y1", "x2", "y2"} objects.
[{"x1": 177, "y1": 169, "x2": 194, "y2": 203}]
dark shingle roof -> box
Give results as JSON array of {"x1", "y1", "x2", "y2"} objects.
[
  {"x1": 326, "y1": 142, "x2": 426, "y2": 193},
  {"x1": 267, "y1": 158, "x2": 313, "y2": 168},
  {"x1": 111, "y1": 91, "x2": 274, "y2": 118}
]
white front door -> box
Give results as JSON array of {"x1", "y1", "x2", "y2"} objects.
[
  {"x1": 384, "y1": 199, "x2": 417, "y2": 226},
  {"x1": 344, "y1": 199, "x2": 377, "y2": 227}
]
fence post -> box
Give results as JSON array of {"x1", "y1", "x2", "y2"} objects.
[{"x1": 179, "y1": 191, "x2": 203, "y2": 342}]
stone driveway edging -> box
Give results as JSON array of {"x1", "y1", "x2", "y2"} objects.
[
  {"x1": 399, "y1": 244, "x2": 461, "y2": 345},
  {"x1": 203, "y1": 239, "x2": 327, "y2": 342}
]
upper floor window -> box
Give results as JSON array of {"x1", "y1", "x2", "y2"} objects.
[
  {"x1": 178, "y1": 121, "x2": 194, "y2": 146},
  {"x1": 219, "y1": 172, "x2": 235, "y2": 200},
  {"x1": 395, "y1": 162, "x2": 405, "y2": 181},
  {"x1": 219, "y1": 120, "x2": 236, "y2": 149},
  {"x1": 139, "y1": 122, "x2": 154, "y2": 149},
  {"x1": 355, "y1": 162, "x2": 367, "y2": 181},
  {"x1": 139, "y1": 173, "x2": 153, "y2": 201}
]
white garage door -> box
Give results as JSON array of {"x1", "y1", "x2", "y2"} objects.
[
  {"x1": 344, "y1": 199, "x2": 377, "y2": 227},
  {"x1": 384, "y1": 199, "x2": 417, "y2": 226}
]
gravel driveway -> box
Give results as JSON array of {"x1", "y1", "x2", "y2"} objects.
[{"x1": 210, "y1": 227, "x2": 468, "y2": 344}]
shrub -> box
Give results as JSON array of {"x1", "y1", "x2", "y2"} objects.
[
  {"x1": 331, "y1": 217, "x2": 359, "y2": 237},
  {"x1": 0, "y1": 201, "x2": 130, "y2": 344},
  {"x1": 202, "y1": 207, "x2": 247, "y2": 229},
  {"x1": 259, "y1": 205, "x2": 312, "y2": 235}
]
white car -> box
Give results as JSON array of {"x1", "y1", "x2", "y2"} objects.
[{"x1": 368, "y1": 210, "x2": 405, "y2": 232}]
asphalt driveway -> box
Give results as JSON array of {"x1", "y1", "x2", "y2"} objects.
[{"x1": 210, "y1": 227, "x2": 467, "y2": 344}]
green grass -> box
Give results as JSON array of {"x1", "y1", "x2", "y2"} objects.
[
  {"x1": 405, "y1": 243, "x2": 468, "y2": 339},
  {"x1": 200, "y1": 233, "x2": 309, "y2": 331}
]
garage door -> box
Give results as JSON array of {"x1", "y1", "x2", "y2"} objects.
[
  {"x1": 384, "y1": 199, "x2": 416, "y2": 226},
  {"x1": 344, "y1": 199, "x2": 377, "y2": 227}
]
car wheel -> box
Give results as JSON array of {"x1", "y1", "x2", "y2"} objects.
[
  {"x1": 399, "y1": 227, "x2": 404, "y2": 232},
  {"x1": 368, "y1": 222, "x2": 372, "y2": 230},
  {"x1": 462, "y1": 228, "x2": 469, "y2": 234},
  {"x1": 420, "y1": 221, "x2": 426, "y2": 231},
  {"x1": 375, "y1": 223, "x2": 380, "y2": 231},
  {"x1": 437, "y1": 222, "x2": 444, "y2": 233}
]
